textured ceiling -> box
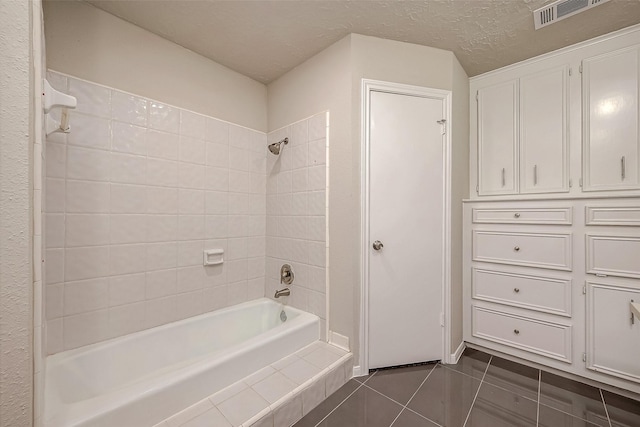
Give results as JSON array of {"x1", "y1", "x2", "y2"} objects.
[{"x1": 85, "y1": 0, "x2": 640, "y2": 83}]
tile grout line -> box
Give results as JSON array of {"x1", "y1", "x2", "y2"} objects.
[
  {"x1": 311, "y1": 371, "x2": 377, "y2": 427},
  {"x1": 599, "y1": 388, "x2": 613, "y2": 427},
  {"x1": 536, "y1": 369, "x2": 541, "y2": 426},
  {"x1": 387, "y1": 363, "x2": 441, "y2": 427},
  {"x1": 462, "y1": 355, "x2": 493, "y2": 427}
]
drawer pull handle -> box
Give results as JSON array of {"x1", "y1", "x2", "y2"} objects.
[
  {"x1": 622, "y1": 156, "x2": 626, "y2": 180},
  {"x1": 502, "y1": 168, "x2": 506, "y2": 187},
  {"x1": 514, "y1": 329, "x2": 520, "y2": 335},
  {"x1": 514, "y1": 213, "x2": 520, "y2": 218},
  {"x1": 514, "y1": 288, "x2": 520, "y2": 293},
  {"x1": 514, "y1": 246, "x2": 520, "y2": 252}
]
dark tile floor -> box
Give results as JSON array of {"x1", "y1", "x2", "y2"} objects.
[{"x1": 294, "y1": 348, "x2": 640, "y2": 427}]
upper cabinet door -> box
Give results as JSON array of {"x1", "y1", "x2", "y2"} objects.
[
  {"x1": 520, "y1": 67, "x2": 569, "y2": 194},
  {"x1": 583, "y1": 46, "x2": 639, "y2": 192},
  {"x1": 478, "y1": 80, "x2": 518, "y2": 196}
]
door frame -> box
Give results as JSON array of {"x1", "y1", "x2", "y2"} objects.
[{"x1": 358, "y1": 79, "x2": 453, "y2": 375}]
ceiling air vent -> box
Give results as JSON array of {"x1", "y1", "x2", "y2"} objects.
[{"x1": 534, "y1": 0, "x2": 610, "y2": 30}]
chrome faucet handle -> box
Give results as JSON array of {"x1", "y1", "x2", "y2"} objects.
[{"x1": 280, "y1": 264, "x2": 294, "y2": 285}]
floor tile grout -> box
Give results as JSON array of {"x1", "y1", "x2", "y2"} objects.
[
  {"x1": 536, "y1": 369, "x2": 541, "y2": 426},
  {"x1": 462, "y1": 355, "x2": 493, "y2": 427},
  {"x1": 310, "y1": 372, "x2": 374, "y2": 427},
  {"x1": 599, "y1": 388, "x2": 613, "y2": 427}
]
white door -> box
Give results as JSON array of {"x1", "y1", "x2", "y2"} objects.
[
  {"x1": 520, "y1": 66, "x2": 569, "y2": 194},
  {"x1": 368, "y1": 90, "x2": 444, "y2": 369},
  {"x1": 477, "y1": 80, "x2": 518, "y2": 195},
  {"x1": 583, "y1": 46, "x2": 640, "y2": 191}
]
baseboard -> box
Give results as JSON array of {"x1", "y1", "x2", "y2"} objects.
[
  {"x1": 448, "y1": 341, "x2": 465, "y2": 364},
  {"x1": 328, "y1": 330, "x2": 349, "y2": 352},
  {"x1": 352, "y1": 365, "x2": 367, "y2": 377}
]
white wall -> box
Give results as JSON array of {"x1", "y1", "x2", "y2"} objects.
[
  {"x1": 450, "y1": 56, "x2": 470, "y2": 353},
  {"x1": 269, "y1": 34, "x2": 469, "y2": 364},
  {"x1": 0, "y1": 0, "x2": 33, "y2": 424},
  {"x1": 43, "y1": 1, "x2": 268, "y2": 132},
  {"x1": 44, "y1": 72, "x2": 267, "y2": 353},
  {"x1": 267, "y1": 34, "x2": 352, "y2": 348},
  {"x1": 265, "y1": 113, "x2": 329, "y2": 335}
]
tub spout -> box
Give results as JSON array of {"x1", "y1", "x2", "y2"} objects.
[{"x1": 274, "y1": 288, "x2": 290, "y2": 298}]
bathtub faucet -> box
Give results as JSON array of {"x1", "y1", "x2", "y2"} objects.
[{"x1": 274, "y1": 288, "x2": 290, "y2": 298}]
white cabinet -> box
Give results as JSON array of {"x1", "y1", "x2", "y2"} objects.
[
  {"x1": 520, "y1": 67, "x2": 569, "y2": 194},
  {"x1": 476, "y1": 67, "x2": 569, "y2": 196},
  {"x1": 587, "y1": 282, "x2": 640, "y2": 383},
  {"x1": 477, "y1": 80, "x2": 518, "y2": 195},
  {"x1": 583, "y1": 46, "x2": 640, "y2": 192}
]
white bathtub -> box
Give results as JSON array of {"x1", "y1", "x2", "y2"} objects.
[{"x1": 44, "y1": 298, "x2": 319, "y2": 427}]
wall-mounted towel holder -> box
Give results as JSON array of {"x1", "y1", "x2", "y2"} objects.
[{"x1": 43, "y1": 79, "x2": 77, "y2": 136}]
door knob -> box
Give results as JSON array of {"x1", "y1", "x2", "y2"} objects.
[{"x1": 372, "y1": 240, "x2": 384, "y2": 251}]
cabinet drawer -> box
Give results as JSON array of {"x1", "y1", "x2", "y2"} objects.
[
  {"x1": 472, "y1": 306, "x2": 572, "y2": 362},
  {"x1": 585, "y1": 206, "x2": 640, "y2": 226},
  {"x1": 586, "y1": 234, "x2": 640, "y2": 279},
  {"x1": 473, "y1": 231, "x2": 572, "y2": 271},
  {"x1": 473, "y1": 207, "x2": 572, "y2": 225},
  {"x1": 472, "y1": 268, "x2": 571, "y2": 316},
  {"x1": 587, "y1": 282, "x2": 640, "y2": 383}
]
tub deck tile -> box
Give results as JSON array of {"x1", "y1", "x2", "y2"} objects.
[
  {"x1": 280, "y1": 358, "x2": 321, "y2": 385},
  {"x1": 218, "y1": 388, "x2": 270, "y2": 427},
  {"x1": 182, "y1": 407, "x2": 232, "y2": 427},
  {"x1": 253, "y1": 371, "x2": 298, "y2": 404}
]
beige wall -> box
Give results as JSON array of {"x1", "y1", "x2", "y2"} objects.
[
  {"x1": 450, "y1": 56, "x2": 470, "y2": 353},
  {"x1": 0, "y1": 0, "x2": 33, "y2": 425},
  {"x1": 270, "y1": 34, "x2": 469, "y2": 365},
  {"x1": 43, "y1": 1, "x2": 268, "y2": 131}
]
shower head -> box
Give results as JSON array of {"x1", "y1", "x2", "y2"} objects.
[{"x1": 268, "y1": 137, "x2": 288, "y2": 155}]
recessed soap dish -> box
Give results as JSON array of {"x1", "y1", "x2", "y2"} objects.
[{"x1": 203, "y1": 249, "x2": 224, "y2": 266}]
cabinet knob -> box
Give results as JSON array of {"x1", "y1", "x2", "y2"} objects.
[
  {"x1": 514, "y1": 329, "x2": 520, "y2": 335},
  {"x1": 514, "y1": 246, "x2": 520, "y2": 252},
  {"x1": 514, "y1": 213, "x2": 520, "y2": 218},
  {"x1": 514, "y1": 288, "x2": 520, "y2": 293}
]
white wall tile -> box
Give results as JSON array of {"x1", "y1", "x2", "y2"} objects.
[
  {"x1": 308, "y1": 139, "x2": 326, "y2": 166},
  {"x1": 308, "y1": 113, "x2": 327, "y2": 141},
  {"x1": 147, "y1": 242, "x2": 178, "y2": 271},
  {"x1": 178, "y1": 189, "x2": 205, "y2": 215},
  {"x1": 45, "y1": 214, "x2": 65, "y2": 249},
  {"x1": 45, "y1": 178, "x2": 65, "y2": 213},
  {"x1": 145, "y1": 269, "x2": 177, "y2": 300},
  {"x1": 65, "y1": 246, "x2": 110, "y2": 281},
  {"x1": 205, "y1": 191, "x2": 228, "y2": 215},
  {"x1": 110, "y1": 152, "x2": 147, "y2": 185},
  {"x1": 110, "y1": 214, "x2": 147, "y2": 244},
  {"x1": 111, "y1": 184, "x2": 147, "y2": 214},
  {"x1": 45, "y1": 249, "x2": 64, "y2": 284},
  {"x1": 205, "y1": 118, "x2": 229, "y2": 145},
  {"x1": 108, "y1": 302, "x2": 145, "y2": 338},
  {"x1": 146, "y1": 215, "x2": 178, "y2": 242},
  {"x1": 109, "y1": 244, "x2": 146, "y2": 275},
  {"x1": 112, "y1": 122, "x2": 147, "y2": 156},
  {"x1": 45, "y1": 284, "x2": 63, "y2": 320},
  {"x1": 178, "y1": 163, "x2": 206, "y2": 189},
  {"x1": 147, "y1": 130, "x2": 179, "y2": 160},
  {"x1": 63, "y1": 309, "x2": 110, "y2": 350},
  {"x1": 149, "y1": 101, "x2": 179, "y2": 133},
  {"x1": 147, "y1": 187, "x2": 178, "y2": 214},
  {"x1": 44, "y1": 73, "x2": 270, "y2": 353},
  {"x1": 68, "y1": 78, "x2": 111, "y2": 118},
  {"x1": 180, "y1": 110, "x2": 206, "y2": 140},
  {"x1": 177, "y1": 266, "x2": 205, "y2": 293},
  {"x1": 67, "y1": 113, "x2": 111, "y2": 150},
  {"x1": 178, "y1": 240, "x2": 204, "y2": 267},
  {"x1": 111, "y1": 91, "x2": 147, "y2": 126},
  {"x1": 64, "y1": 278, "x2": 109, "y2": 316},
  {"x1": 45, "y1": 142, "x2": 66, "y2": 178},
  {"x1": 109, "y1": 273, "x2": 146, "y2": 307},
  {"x1": 66, "y1": 214, "x2": 110, "y2": 247},
  {"x1": 179, "y1": 136, "x2": 206, "y2": 165},
  {"x1": 147, "y1": 158, "x2": 179, "y2": 188}
]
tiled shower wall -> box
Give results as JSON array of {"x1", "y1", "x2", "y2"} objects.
[
  {"x1": 266, "y1": 114, "x2": 328, "y2": 336},
  {"x1": 44, "y1": 71, "x2": 267, "y2": 354}
]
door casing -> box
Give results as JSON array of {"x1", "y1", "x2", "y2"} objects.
[{"x1": 358, "y1": 79, "x2": 453, "y2": 375}]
